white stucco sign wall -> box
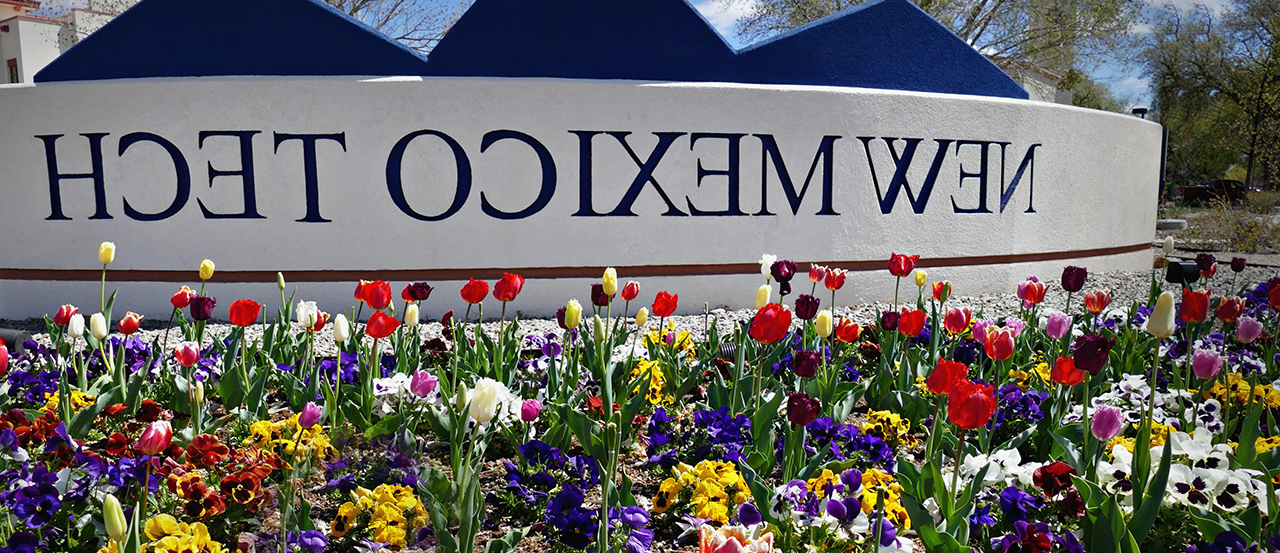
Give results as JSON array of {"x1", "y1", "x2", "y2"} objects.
[{"x1": 0, "y1": 77, "x2": 1160, "y2": 318}]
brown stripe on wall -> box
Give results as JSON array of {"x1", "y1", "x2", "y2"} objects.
[{"x1": 0, "y1": 243, "x2": 1151, "y2": 283}]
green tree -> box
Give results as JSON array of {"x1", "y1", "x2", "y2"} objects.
[
  {"x1": 1142, "y1": 0, "x2": 1280, "y2": 188},
  {"x1": 720, "y1": 0, "x2": 1142, "y2": 71}
]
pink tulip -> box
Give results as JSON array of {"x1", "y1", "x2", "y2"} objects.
[
  {"x1": 1004, "y1": 317, "x2": 1027, "y2": 338},
  {"x1": 136, "y1": 421, "x2": 173, "y2": 455},
  {"x1": 298, "y1": 402, "x2": 322, "y2": 429},
  {"x1": 1090, "y1": 405, "x2": 1125, "y2": 441},
  {"x1": 1045, "y1": 312, "x2": 1072, "y2": 340},
  {"x1": 1192, "y1": 349, "x2": 1224, "y2": 380},
  {"x1": 972, "y1": 319, "x2": 994, "y2": 343},
  {"x1": 409, "y1": 370, "x2": 438, "y2": 398},
  {"x1": 1237, "y1": 317, "x2": 1263, "y2": 344},
  {"x1": 521, "y1": 399, "x2": 542, "y2": 422},
  {"x1": 173, "y1": 342, "x2": 200, "y2": 368}
]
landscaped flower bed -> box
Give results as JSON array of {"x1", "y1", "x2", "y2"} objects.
[{"x1": 1, "y1": 243, "x2": 1278, "y2": 553}]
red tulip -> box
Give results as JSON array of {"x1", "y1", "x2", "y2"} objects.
[
  {"x1": 359, "y1": 280, "x2": 392, "y2": 310},
  {"x1": 652, "y1": 291, "x2": 678, "y2": 318},
  {"x1": 888, "y1": 253, "x2": 919, "y2": 277},
  {"x1": 365, "y1": 311, "x2": 401, "y2": 339},
  {"x1": 493, "y1": 272, "x2": 525, "y2": 302},
  {"x1": 1217, "y1": 297, "x2": 1244, "y2": 323},
  {"x1": 136, "y1": 421, "x2": 173, "y2": 456},
  {"x1": 926, "y1": 359, "x2": 969, "y2": 395},
  {"x1": 835, "y1": 318, "x2": 861, "y2": 343},
  {"x1": 309, "y1": 311, "x2": 330, "y2": 333},
  {"x1": 943, "y1": 307, "x2": 971, "y2": 335},
  {"x1": 1083, "y1": 289, "x2": 1110, "y2": 315},
  {"x1": 824, "y1": 268, "x2": 847, "y2": 291},
  {"x1": 1022, "y1": 281, "x2": 1047, "y2": 305},
  {"x1": 932, "y1": 281, "x2": 952, "y2": 302},
  {"x1": 621, "y1": 281, "x2": 640, "y2": 302},
  {"x1": 228, "y1": 299, "x2": 262, "y2": 327},
  {"x1": 1270, "y1": 284, "x2": 1280, "y2": 311},
  {"x1": 461, "y1": 278, "x2": 489, "y2": 304},
  {"x1": 983, "y1": 326, "x2": 1015, "y2": 361},
  {"x1": 1050, "y1": 356, "x2": 1086, "y2": 386},
  {"x1": 174, "y1": 342, "x2": 200, "y2": 368},
  {"x1": 808, "y1": 264, "x2": 827, "y2": 284},
  {"x1": 170, "y1": 286, "x2": 194, "y2": 309},
  {"x1": 786, "y1": 392, "x2": 821, "y2": 426},
  {"x1": 948, "y1": 379, "x2": 996, "y2": 430},
  {"x1": 53, "y1": 304, "x2": 78, "y2": 326},
  {"x1": 1180, "y1": 288, "x2": 1210, "y2": 323},
  {"x1": 117, "y1": 312, "x2": 143, "y2": 335},
  {"x1": 0, "y1": 340, "x2": 8, "y2": 379},
  {"x1": 897, "y1": 308, "x2": 926, "y2": 337},
  {"x1": 749, "y1": 303, "x2": 792, "y2": 344}
]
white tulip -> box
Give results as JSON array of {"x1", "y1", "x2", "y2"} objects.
[
  {"x1": 90, "y1": 312, "x2": 108, "y2": 340},
  {"x1": 759, "y1": 253, "x2": 777, "y2": 280},
  {"x1": 333, "y1": 313, "x2": 350, "y2": 343},
  {"x1": 469, "y1": 377, "x2": 506, "y2": 423},
  {"x1": 296, "y1": 301, "x2": 319, "y2": 327},
  {"x1": 68, "y1": 313, "x2": 85, "y2": 338},
  {"x1": 405, "y1": 304, "x2": 420, "y2": 327},
  {"x1": 1163, "y1": 236, "x2": 1175, "y2": 255}
]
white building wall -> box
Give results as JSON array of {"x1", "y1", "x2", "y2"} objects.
[{"x1": 0, "y1": 17, "x2": 60, "y2": 83}]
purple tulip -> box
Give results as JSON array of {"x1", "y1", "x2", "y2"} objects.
[
  {"x1": 1232, "y1": 257, "x2": 1247, "y2": 273},
  {"x1": 188, "y1": 295, "x2": 216, "y2": 322},
  {"x1": 1238, "y1": 316, "x2": 1264, "y2": 344},
  {"x1": 410, "y1": 370, "x2": 438, "y2": 397},
  {"x1": 1073, "y1": 334, "x2": 1116, "y2": 375},
  {"x1": 556, "y1": 306, "x2": 568, "y2": 329},
  {"x1": 794, "y1": 294, "x2": 820, "y2": 320},
  {"x1": 770, "y1": 260, "x2": 797, "y2": 283},
  {"x1": 591, "y1": 283, "x2": 613, "y2": 307},
  {"x1": 880, "y1": 310, "x2": 900, "y2": 331},
  {"x1": 298, "y1": 402, "x2": 322, "y2": 429},
  {"x1": 1192, "y1": 349, "x2": 1223, "y2": 379},
  {"x1": 1090, "y1": 405, "x2": 1125, "y2": 441},
  {"x1": 1195, "y1": 253, "x2": 1217, "y2": 272},
  {"x1": 521, "y1": 399, "x2": 542, "y2": 422},
  {"x1": 1061, "y1": 266, "x2": 1087, "y2": 293},
  {"x1": 1045, "y1": 312, "x2": 1072, "y2": 340}
]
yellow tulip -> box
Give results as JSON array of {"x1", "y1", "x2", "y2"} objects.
[
  {"x1": 1146, "y1": 291, "x2": 1176, "y2": 338},
  {"x1": 636, "y1": 307, "x2": 649, "y2": 329},
  {"x1": 815, "y1": 310, "x2": 833, "y2": 338},
  {"x1": 199, "y1": 259, "x2": 215, "y2": 281},
  {"x1": 404, "y1": 304, "x2": 420, "y2": 327},
  {"x1": 98, "y1": 242, "x2": 116, "y2": 265},
  {"x1": 90, "y1": 312, "x2": 108, "y2": 340},
  {"x1": 755, "y1": 284, "x2": 772, "y2": 309},
  {"x1": 103, "y1": 493, "x2": 127, "y2": 542},
  {"x1": 602, "y1": 267, "x2": 618, "y2": 296},
  {"x1": 914, "y1": 270, "x2": 927, "y2": 287},
  {"x1": 194, "y1": 380, "x2": 204, "y2": 404},
  {"x1": 565, "y1": 299, "x2": 583, "y2": 329}
]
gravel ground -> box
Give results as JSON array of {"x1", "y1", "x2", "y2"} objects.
[{"x1": 5, "y1": 243, "x2": 1276, "y2": 358}]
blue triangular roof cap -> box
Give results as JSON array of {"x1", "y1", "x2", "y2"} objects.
[{"x1": 35, "y1": 0, "x2": 431, "y2": 82}]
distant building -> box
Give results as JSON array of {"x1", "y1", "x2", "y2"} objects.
[
  {"x1": 989, "y1": 56, "x2": 1074, "y2": 105},
  {"x1": 0, "y1": 0, "x2": 135, "y2": 83}
]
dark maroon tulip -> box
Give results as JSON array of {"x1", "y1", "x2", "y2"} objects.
[
  {"x1": 1232, "y1": 257, "x2": 1247, "y2": 273},
  {"x1": 1061, "y1": 266, "x2": 1087, "y2": 293},
  {"x1": 401, "y1": 282, "x2": 434, "y2": 302},
  {"x1": 440, "y1": 309, "x2": 454, "y2": 335},
  {"x1": 591, "y1": 283, "x2": 613, "y2": 307},
  {"x1": 880, "y1": 310, "x2": 900, "y2": 331},
  {"x1": 792, "y1": 350, "x2": 821, "y2": 378},
  {"x1": 1195, "y1": 253, "x2": 1216, "y2": 273},
  {"x1": 787, "y1": 392, "x2": 821, "y2": 426},
  {"x1": 188, "y1": 295, "x2": 216, "y2": 322},
  {"x1": 771, "y1": 260, "x2": 797, "y2": 283},
  {"x1": 1072, "y1": 334, "x2": 1116, "y2": 375},
  {"x1": 795, "y1": 294, "x2": 820, "y2": 320},
  {"x1": 556, "y1": 306, "x2": 568, "y2": 329}
]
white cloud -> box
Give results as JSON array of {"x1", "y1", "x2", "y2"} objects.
[
  {"x1": 1132, "y1": 21, "x2": 1152, "y2": 34},
  {"x1": 1120, "y1": 76, "x2": 1151, "y2": 89}
]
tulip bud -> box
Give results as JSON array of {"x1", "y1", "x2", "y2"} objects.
[
  {"x1": 564, "y1": 299, "x2": 583, "y2": 329},
  {"x1": 103, "y1": 493, "x2": 127, "y2": 542},
  {"x1": 621, "y1": 281, "x2": 640, "y2": 302},
  {"x1": 602, "y1": 268, "x2": 618, "y2": 296},
  {"x1": 98, "y1": 241, "x2": 116, "y2": 265},
  {"x1": 815, "y1": 310, "x2": 833, "y2": 338},
  {"x1": 755, "y1": 284, "x2": 772, "y2": 309},
  {"x1": 90, "y1": 312, "x2": 109, "y2": 340},
  {"x1": 521, "y1": 399, "x2": 542, "y2": 422},
  {"x1": 277, "y1": 272, "x2": 286, "y2": 291},
  {"x1": 456, "y1": 384, "x2": 468, "y2": 413},
  {"x1": 914, "y1": 270, "x2": 927, "y2": 287},
  {"x1": 298, "y1": 402, "x2": 323, "y2": 428},
  {"x1": 404, "y1": 303, "x2": 420, "y2": 327},
  {"x1": 1163, "y1": 236, "x2": 1174, "y2": 255},
  {"x1": 635, "y1": 307, "x2": 648, "y2": 329},
  {"x1": 68, "y1": 313, "x2": 85, "y2": 338},
  {"x1": 193, "y1": 380, "x2": 204, "y2": 404},
  {"x1": 136, "y1": 420, "x2": 173, "y2": 455},
  {"x1": 199, "y1": 259, "x2": 215, "y2": 281},
  {"x1": 593, "y1": 315, "x2": 605, "y2": 343},
  {"x1": 333, "y1": 313, "x2": 350, "y2": 343},
  {"x1": 1145, "y1": 292, "x2": 1176, "y2": 339}
]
